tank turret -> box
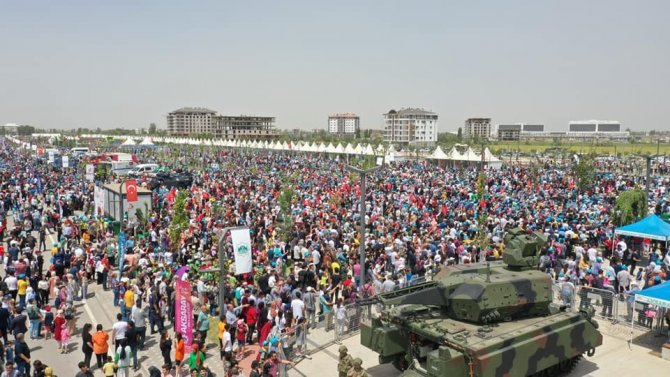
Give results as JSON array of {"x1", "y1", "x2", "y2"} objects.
[
  {"x1": 362, "y1": 228, "x2": 553, "y2": 324},
  {"x1": 359, "y1": 228, "x2": 602, "y2": 377}
]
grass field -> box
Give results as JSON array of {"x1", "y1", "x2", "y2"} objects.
[{"x1": 487, "y1": 141, "x2": 669, "y2": 156}]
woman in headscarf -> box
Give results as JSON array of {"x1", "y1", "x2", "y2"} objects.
[
  {"x1": 188, "y1": 342, "x2": 206, "y2": 372},
  {"x1": 115, "y1": 340, "x2": 133, "y2": 377},
  {"x1": 53, "y1": 309, "x2": 66, "y2": 353}
]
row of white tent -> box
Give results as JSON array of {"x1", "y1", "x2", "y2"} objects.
[
  {"x1": 430, "y1": 145, "x2": 502, "y2": 163},
  {"x1": 120, "y1": 136, "x2": 155, "y2": 146},
  {"x1": 83, "y1": 134, "x2": 396, "y2": 156},
  {"x1": 80, "y1": 134, "x2": 502, "y2": 162},
  {"x1": 14, "y1": 134, "x2": 502, "y2": 164}
]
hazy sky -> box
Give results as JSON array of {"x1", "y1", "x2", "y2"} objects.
[{"x1": 1, "y1": 1, "x2": 669, "y2": 132}]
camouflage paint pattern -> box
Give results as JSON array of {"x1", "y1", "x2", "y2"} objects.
[{"x1": 359, "y1": 228, "x2": 603, "y2": 377}]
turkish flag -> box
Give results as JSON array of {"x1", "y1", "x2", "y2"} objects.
[{"x1": 126, "y1": 180, "x2": 138, "y2": 202}]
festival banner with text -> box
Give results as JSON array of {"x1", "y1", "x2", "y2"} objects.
[
  {"x1": 175, "y1": 279, "x2": 194, "y2": 353},
  {"x1": 231, "y1": 228, "x2": 253, "y2": 274}
]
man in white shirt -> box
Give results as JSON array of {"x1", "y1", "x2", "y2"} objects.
[
  {"x1": 4, "y1": 274, "x2": 18, "y2": 300},
  {"x1": 587, "y1": 246, "x2": 598, "y2": 265},
  {"x1": 291, "y1": 293, "x2": 305, "y2": 319},
  {"x1": 131, "y1": 300, "x2": 148, "y2": 348},
  {"x1": 382, "y1": 275, "x2": 396, "y2": 293},
  {"x1": 111, "y1": 313, "x2": 128, "y2": 348},
  {"x1": 573, "y1": 245, "x2": 584, "y2": 262},
  {"x1": 221, "y1": 327, "x2": 232, "y2": 361},
  {"x1": 312, "y1": 248, "x2": 321, "y2": 268},
  {"x1": 617, "y1": 268, "x2": 631, "y2": 293}
]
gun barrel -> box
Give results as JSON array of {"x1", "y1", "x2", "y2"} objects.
[{"x1": 358, "y1": 281, "x2": 445, "y2": 307}]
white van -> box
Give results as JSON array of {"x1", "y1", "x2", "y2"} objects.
[
  {"x1": 99, "y1": 161, "x2": 135, "y2": 176},
  {"x1": 70, "y1": 147, "x2": 90, "y2": 156},
  {"x1": 128, "y1": 163, "x2": 159, "y2": 177}
]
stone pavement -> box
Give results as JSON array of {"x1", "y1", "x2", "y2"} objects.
[
  {"x1": 10, "y1": 209, "x2": 670, "y2": 377},
  {"x1": 290, "y1": 317, "x2": 670, "y2": 377}
]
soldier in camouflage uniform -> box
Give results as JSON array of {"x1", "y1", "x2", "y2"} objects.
[
  {"x1": 337, "y1": 345, "x2": 354, "y2": 377},
  {"x1": 347, "y1": 358, "x2": 370, "y2": 377}
]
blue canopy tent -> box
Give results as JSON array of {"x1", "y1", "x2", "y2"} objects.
[
  {"x1": 615, "y1": 215, "x2": 670, "y2": 344},
  {"x1": 636, "y1": 280, "x2": 670, "y2": 308},
  {"x1": 614, "y1": 215, "x2": 670, "y2": 262},
  {"x1": 614, "y1": 214, "x2": 670, "y2": 241},
  {"x1": 630, "y1": 280, "x2": 670, "y2": 344}
]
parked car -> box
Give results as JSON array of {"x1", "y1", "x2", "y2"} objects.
[
  {"x1": 148, "y1": 172, "x2": 193, "y2": 190},
  {"x1": 128, "y1": 163, "x2": 160, "y2": 177}
]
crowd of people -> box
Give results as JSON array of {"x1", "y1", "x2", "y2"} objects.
[{"x1": 1, "y1": 137, "x2": 670, "y2": 376}]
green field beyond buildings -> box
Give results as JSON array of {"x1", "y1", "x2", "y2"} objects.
[{"x1": 487, "y1": 140, "x2": 669, "y2": 156}]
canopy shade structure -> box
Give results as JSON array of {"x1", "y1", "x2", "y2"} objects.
[
  {"x1": 430, "y1": 146, "x2": 450, "y2": 160},
  {"x1": 120, "y1": 138, "x2": 136, "y2": 146},
  {"x1": 614, "y1": 214, "x2": 670, "y2": 241},
  {"x1": 635, "y1": 280, "x2": 670, "y2": 308},
  {"x1": 139, "y1": 137, "x2": 154, "y2": 146}
]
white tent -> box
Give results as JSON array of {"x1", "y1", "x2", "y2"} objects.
[
  {"x1": 460, "y1": 147, "x2": 481, "y2": 162},
  {"x1": 363, "y1": 144, "x2": 375, "y2": 156},
  {"x1": 430, "y1": 146, "x2": 450, "y2": 160},
  {"x1": 139, "y1": 137, "x2": 154, "y2": 146},
  {"x1": 446, "y1": 147, "x2": 464, "y2": 161},
  {"x1": 344, "y1": 143, "x2": 355, "y2": 155},
  {"x1": 481, "y1": 147, "x2": 503, "y2": 169},
  {"x1": 121, "y1": 138, "x2": 136, "y2": 146}
]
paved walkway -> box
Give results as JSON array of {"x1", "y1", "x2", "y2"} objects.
[{"x1": 10, "y1": 209, "x2": 670, "y2": 376}]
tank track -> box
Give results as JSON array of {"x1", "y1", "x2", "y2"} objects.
[{"x1": 528, "y1": 355, "x2": 582, "y2": 377}]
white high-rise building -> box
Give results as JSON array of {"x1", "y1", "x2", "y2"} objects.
[
  {"x1": 383, "y1": 108, "x2": 437, "y2": 146},
  {"x1": 328, "y1": 113, "x2": 360, "y2": 137},
  {"x1": 463, "y1": 118, "x2": 492, "y2": 140}
]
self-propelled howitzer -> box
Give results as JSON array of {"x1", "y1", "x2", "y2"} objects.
[{"x1": 360, "y1": 229, "x2": 602, "y2": 377}]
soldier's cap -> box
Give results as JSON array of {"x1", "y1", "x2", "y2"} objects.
[
  {"x1": 339, "y1": 345, "x2": 348, "y2": 353},
  {"x1": 353, "y1": 358, "x2": 363, "y2": 366}
]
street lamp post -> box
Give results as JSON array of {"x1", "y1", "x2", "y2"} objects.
[
  {"x1": 119, "y1": 181, "x2": 126, "y2": 224},
  {"x1": 646, "y1": 156, "x2": 651, "y2": 197},
  {"x1": 345, "y1": 164, "x2": 380, "y2": 288}
]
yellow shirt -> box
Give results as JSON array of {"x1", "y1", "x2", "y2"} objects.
[
  {"x1": 124, "y1": 290, "x2": 135, "y2": 308},
  {"x1": 331, "y1": 261, "x2": 340, "y2": 274},
  {"x1": 218, "y1": 321, "x2": 225, "y2": 339},
  {"x1": 102, "y1": 362, "x2": 116, "y2": 376},
  {"x1": 17, "y1": 279, "x2": 28, "y2": 295}
]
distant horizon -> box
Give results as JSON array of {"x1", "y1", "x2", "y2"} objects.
[
  {"x1": 1, "y1": 112, "x2": 652, "y2": 133},
  {"x1": 1, "y1": 1, "x2": 668, "y2": 133}
]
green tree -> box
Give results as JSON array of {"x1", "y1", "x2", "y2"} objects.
[
  {"x1": 16, "y1": 125, "x2": 35, "y2": 136},
  {"x1": 572, "y1": 155, "x2": 596, "y2": 191},
  {"x1": 473, "y1": 172, "x2": 489, "y2": 250},
  {"x1": 149, "y1": 123, "x2": 157, "y2": 134},
  {"x1": 613, "y1": 189, "x2": 648, "y2": 226},
  {"x1": 168, "y1": 191, "x2": 190, "y2": 250},
  {"x1": 457, "y1": 127, "x2": 463, "y2": 141}
]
